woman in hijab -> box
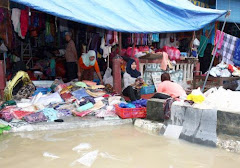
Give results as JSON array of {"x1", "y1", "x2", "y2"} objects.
[
  {"x1": 122, "y1": 59, "x2": 143, "y2": 101},
  {"x1": 78, "y1": 50, "x2": 103, "y2": 84}
]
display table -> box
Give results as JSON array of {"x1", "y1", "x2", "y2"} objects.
[{"x1": 193, "y1": 76, "x2": 240, "y2": 89}]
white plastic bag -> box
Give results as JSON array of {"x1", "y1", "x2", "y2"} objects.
[{"x1": 103, "y1": 67, "x2": 113, "y2": 86}]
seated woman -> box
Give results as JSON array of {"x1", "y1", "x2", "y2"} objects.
[
  {"x1": 78, "y1": 50, "x2": 103, "y2": 84},
  {"x1": 153, "y1": 73, "x2": 186, "y2": 99},
  {"x1": 122, "y1": 59, "x2": 143, "y2": 101}
]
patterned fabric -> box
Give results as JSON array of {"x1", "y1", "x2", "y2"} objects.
[
  {"x1": 220, "y1": 33, "x2": 238, "y2": 65},
  {"x1": 23, "y1": 112, "x2": 47, "y2": 123},
  {"x1": 233, "y1": 39, "x2": 240, "y2": 67},
  {"x1": 13, "y1": 83, "x2": 36, "y2": 100}
]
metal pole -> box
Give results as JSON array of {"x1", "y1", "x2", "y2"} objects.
[{"x1": 202, "y1": 12, "x2": 230, "y2": 92}]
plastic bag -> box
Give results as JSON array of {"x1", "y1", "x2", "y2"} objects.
[
  {"x1": 103, "y1": 68, "x2": 113, "y2": 86},
  {"x1": 187, "y1": 87, "x2": 205, "y2": 103}
]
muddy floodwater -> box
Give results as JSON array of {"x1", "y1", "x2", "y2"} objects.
[{"x1": 0, "y1": 125, "x2": 240, "y2": 168}]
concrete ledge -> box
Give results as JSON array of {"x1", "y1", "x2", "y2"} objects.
[
  {"x1": 170, "y1": 104, "x2": 217, "y2": 147},
  {"x1": 10, "y1": 116, "x2": 132, "y2": 132},
  {"x1": 217, "y1": 111, "x2": 240, "y2": 136},
  {"x1": 134, "y1": 119, "x2": 164, "y2": 133}
]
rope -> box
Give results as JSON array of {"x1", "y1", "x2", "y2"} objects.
[{"x1": 234, "y1": 22, "x2": 240, "y2": 31}]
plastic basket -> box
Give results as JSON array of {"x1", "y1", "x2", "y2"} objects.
[
  {"x1": 141, "y1": 85, "x2": 155, "y2": 95},
  {"x1": 114, "y1": 105, "x2": 146, "y2": 119}
]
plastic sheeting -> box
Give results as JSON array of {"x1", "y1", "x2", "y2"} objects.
[{"x1": 10, "y1": 0, "x2": 227, "y2": 33}]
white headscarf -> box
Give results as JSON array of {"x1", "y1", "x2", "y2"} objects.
[{"x1": 82, "y1": 50, "x2": 96, "y2": 67}]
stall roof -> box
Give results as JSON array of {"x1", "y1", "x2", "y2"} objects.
[{"x1": 10, "y1": 0, "x2": 227, "y2": 33}]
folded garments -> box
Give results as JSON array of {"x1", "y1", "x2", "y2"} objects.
[
  {"x1": 73, "y1": 110, "x2": 92, "y2": 117},
  {"x1": 0, "y1": 124, "x2": 11, "y2": 134},
  {"x1": 35, "y1": 92, "x2": 63, "y2": 106},
  {"x1": 132, "y1": 99, "x2": 147, "y2": 107},
  {"x1": 108, "y1": 96, "x2": 121, "y2": 106},
  {"x1": 119, "y1": 103, "x2": 136, "y2": 108},
  {"x1": 86, "y1": 89, "x2": 105, "y2": 97},
  {"x1": 77, "y1": 102, "x2": 94, "y2": 112},
  {"x1": 90, "y1": 85, "x2": 105, "y2": 90},
  {"x1": 23, "y1": 112, "x2": 47, "y2": 123},
  {"x1": 60, "y1": 92, "x2": 76, "y2": 103},
  {"x1": 90, "y1": 100, "x2": 105, "y2": 111},
  {"x1": 82, "y1": 80, "x2": 96, "y2": 86},
  {"x1": 56, "y1": 109, "x2": 72, "y2": 117},
  {"x1": 40, "y1": 108, "x2": 58, "y2": 121},
  {"x1": 79, "y1": 96, "x2": 95, "y2": 106},
  {"x1": 72, "y1": 88, "x2": 89, "y2": 100},
  {"x1": 12, "y1": 110, "x2": 33, "y2": 119},
  {"x1": 75, "y1": 82, "x2": 88, "y2": 88}
]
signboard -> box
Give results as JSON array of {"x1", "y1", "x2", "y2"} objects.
[
  {"x1": 152, "y1": 74, "x2": 162, "y2": 92},
  {"x1": 189, "y1": 0, "x2": 210, "y2": 8}
]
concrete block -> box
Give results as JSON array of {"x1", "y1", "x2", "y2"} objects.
[
  {"x1": 146, "y1": 98, "x2": 165, "y2": 122},
  {"x1": 169, "y1": 104, "x2": 217, "y2": 147},
  {"x1": 134, "y1": 119, "x2": 164, "y2": 133},
  {"x1": 217, "y1": 111, "x2": 240, "y2": 136}
]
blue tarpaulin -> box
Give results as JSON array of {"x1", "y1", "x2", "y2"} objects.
[
  {"x1": 216, "y1": 0, "x2": 240, "y2": 24},
  {"x1": 10, "y1": 0, "x2": 227, "y2": 33}
]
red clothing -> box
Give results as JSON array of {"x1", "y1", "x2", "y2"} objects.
[
  {"x1": 20, "y1": 8, "x2": 29, "y2": 37},
  {"x1": 157, "y1": 81, "x2": 186, "y2": 98},
  {"x1": 79, "y1": 57, "x2": 100, "y2": 73}
]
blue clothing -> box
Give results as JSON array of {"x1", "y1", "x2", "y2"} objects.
[{"x1": 233, "y1": 39, "x2": 240, "y2": 66}]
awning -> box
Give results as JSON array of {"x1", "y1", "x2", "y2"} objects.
[
  {"x1": 216, "y1": 0, "x2": 240, "y2": 24},
  {"x1": 10, "y1": 0, "x2": 228, "y2": 33}
]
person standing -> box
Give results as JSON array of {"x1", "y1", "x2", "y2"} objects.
[{"x1": 65, "y1": 32, "x2": 78, "y2": 81}]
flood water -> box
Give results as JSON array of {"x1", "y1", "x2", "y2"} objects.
[{"x1": 0, "y1": 125, "x2": 240, "y2": 168}]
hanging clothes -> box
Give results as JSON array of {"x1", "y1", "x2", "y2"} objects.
[
  {"x1": 89, "y1": 33, "x2": 100, "y2": 53},
  {"x1": 220, "y1": 33, "x2": 238, "y2": 65},
  {"x1": 106, "y1": 30, "x2": 113, "y2": 45},
  {"x1": 0, "y1": 8, "x2": 4, "y2": 23},
  {"x1": 59, "y1": 18, "x2": 68, "y2": 32},
  {"x1": 143, "y1": 34, "x2": 148, "y2": 45},
  {"x1": 11, "y1": 8, "x2": 21, "y2": 33},
  {"x1": 148, "y1": 33, "x2": 152, "y2": 45},
  {"x1": 198, "y1": 35, "x2": 209, "y2": 57},
  {"x1": 212, "y1": 30, "x2": 224, "y2": 57},
  {"x1": 233, "y1": 39, "x2": 240, "y2": 67},
  {"x1": 20, "y1": 7, "x2": 29, "y2": 37},
  {"x1": 152, "y1": 33, "x2": 159, "y2": 42},
  {"x1": 112, "y1": 31, "x2": 118, "y2": 45}
]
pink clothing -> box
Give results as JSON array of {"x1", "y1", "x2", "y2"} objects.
[
  {"x1": 212, "y1": 30, "x2": 225, "y2": 57},
  {"x1": 157, "y1": 81, "x2": 186, "y2": 98},
  {"x1": 160, "y1": 52, "x2": 168, "y2": 71}
]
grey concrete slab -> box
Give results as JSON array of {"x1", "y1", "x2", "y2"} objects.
[
  {"x1": 217, "y1": 111, "x2": 240, "y2": 136},
  {"x1": 146, "y1": 98, "x2": 165, "y2": 122},
  {"x1": 10, "y1": 116, "x2": 133, "y2": 132},
  {"x1": 170, "y1": 104, "x2": 217, "y2": 147}
]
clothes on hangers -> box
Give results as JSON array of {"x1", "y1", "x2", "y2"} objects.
[
  {"x1": 220, "y1": 33, "x2": 238, "y2": 65},
  {"x1": 212, "y1": 30, "x2": 225, "y2": 57},
  {"x1": 233, "y1": 39, "x2": 240, "y2": 67},
  {"x1": 20, "y1": 7, "x2": 29, "y2": 37}
]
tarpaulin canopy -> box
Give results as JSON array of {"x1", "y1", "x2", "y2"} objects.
[{"x1": 10, "y1": 0, "x2": 227, "y2": 33}]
